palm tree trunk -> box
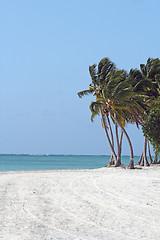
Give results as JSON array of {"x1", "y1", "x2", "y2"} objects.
[
  {"x1": 108, "y1": 155, "x2": 115, "y2": 166},
  {"x1": 106, "y1": 115, "x2": 116, "y2": 166},
  {"x1": 147, "y1": 140, "x2": 153, "y2": 164},
  {"x1": 115, "y1": 121, "x2": 121, "y2": 167},
  {"x1": 111, "y1": 113, "x2": 134, "y2": 169},
  {"x1": 119, "y1": 130, "x2": 123, "y2": 159},
  {"x1": 143, "y1": 137, "x2": 150, "y2": 166},
  {"x1": 106, "y1": 115, "x2": 114, "y2": 149},
  {"x1": 137, "y1": 137, "x2": 150, "y2": 166},
  {"x1": 101, "y1": 110, "x2": 117, "y2": 163},
  {"x1": 136, "y1": 152, "x2": 143, "y2": 165}
]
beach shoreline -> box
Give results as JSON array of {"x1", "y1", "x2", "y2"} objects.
[{"x1": 0, "y1": 166, "x2": 160, "y2": 240}]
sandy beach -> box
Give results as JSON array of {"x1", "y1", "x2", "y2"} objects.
[{"x1": 0, "y1": 166, "x2": 160, "y2": 240}]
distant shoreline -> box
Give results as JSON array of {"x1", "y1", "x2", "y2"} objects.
[
  {"x1": 0, "y1": 155, "x2": 143, "y2": 172},
  {"x1": 0, "y1": 153, "x2": 142, "y2": 156}
]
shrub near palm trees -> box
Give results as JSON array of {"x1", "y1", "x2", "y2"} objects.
[{"x1": 142, "y1": 106, "x2": 160, "y2": 160}]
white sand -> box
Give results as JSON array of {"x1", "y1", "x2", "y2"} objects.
[{"x1": 0, "y1": 166, "x2": 160, "y2": 240}]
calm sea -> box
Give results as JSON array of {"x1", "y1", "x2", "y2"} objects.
[{"x1": 0, "y1": 155, "x2": 141, "y2": 172}]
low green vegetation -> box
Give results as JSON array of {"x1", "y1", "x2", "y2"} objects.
[
  {"x1": 142, "y1": 106, "x2": 160, "y2": 156},
  {"x1": 78, "y1": 57, "x2": 160, "y2": 168}
]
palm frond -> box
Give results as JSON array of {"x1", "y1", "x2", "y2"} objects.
[
  {"x1": 129, "y1": 68, "x2": 142, "y2": 80},
  {"x1": 111, "y1": 80, "x2": 132, "y2": 99},
  {"x1": 98, "y1": 58, "x2": 111, "y2": 74},
  {"x1": 89, "y1": 101, "x2": 102, "y2": 122},
  {"x1": 99, "y1": 63, "x2": 115, "y2": 84},
  {"x1": 77, "y1": 89, "x2": 94, "y2": 98},
  {"x1": 140, "y1": 64, "x2": 147, "y2": 77},
  {"x1": 89, "y1": 64, "x2": 98, "y2": 85},
  {"x1": 132, "y1": 79, "x2": 152, "y2": 91},
  {"x1": 104, "y1": 70, "x2": 127, "y2": 98},
  {"x1": 155, "y1": 74, "x2": 160, "y2": 90},
  {"x1": 148, "y1": 58, "x2": 160, "y2": 80},
  {"x1": 98, "y1": 58, "x2": 116, "y2": 83}
]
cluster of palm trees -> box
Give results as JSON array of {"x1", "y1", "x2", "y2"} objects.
[{"x1": 78, "y1": 57, "x2": 160, "y2": 169}]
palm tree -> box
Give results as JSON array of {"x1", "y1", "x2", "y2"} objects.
[
  {"x1": 132, "y1": 58, "x2": 160, "y2": 165},
  {"x1": 127, "y1": 68, "x2": 151, "y2": 166},
  {"x1": 78, "y1": 58, "x2": 117, "y2": 164}
]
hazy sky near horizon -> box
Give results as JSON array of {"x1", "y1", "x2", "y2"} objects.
[{"x1": 0, "y1": 0, "x2": 160, "y2": 155}]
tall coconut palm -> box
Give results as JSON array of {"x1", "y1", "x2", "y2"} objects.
[
  {"x1": 128, "y1": 68, "x2": 151, "y2": 166},
  {"x1": 131, "y1": 58, "x2": 160, "y2": 165},
  {"x1": 78, "y1": 58, "x2": 117, "y2": 163}
]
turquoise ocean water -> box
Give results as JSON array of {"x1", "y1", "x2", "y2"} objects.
[{"x1": 0, "y1": 155, "x2": 140, "y2": 171}]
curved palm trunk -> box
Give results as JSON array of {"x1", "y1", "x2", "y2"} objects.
[
  {"x1": 100, "y1": 110, "x2": 117, "y2": 163},
  {"x1": 108, "y1": 155, "x2": 114, "y2": 166},
  {"x1": 137, "y1": 137, "x2": 150, "y2": 166},
  {"x1": 143, "y1": 138, "x2": 150, "y2": 166},
  {"x1": 111, "y1": 113, "x2": 134, "y2": 169},
  {"x1": 136, "y1": 152, "x2": 143, "y2": 165},
  {"x1": 106, "y1": 115, "x2": 116, "y2": 166},
  {"x1": 119, "y1": 130, "x2": 123, "y2": 158},
  {"x1": 115, "y1": 122, "x2": 121, "y2": 167}
]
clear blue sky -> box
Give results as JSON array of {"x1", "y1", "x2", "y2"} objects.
[{"x1": 0, "y1": 0, "x2": 159, "y2": 155}]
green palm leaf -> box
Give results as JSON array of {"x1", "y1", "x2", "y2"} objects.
[
  {"x1": 77, "y1": 89, "x2": 94, "y2": 98},
  {"x1": 89, "y1": 64, "x2": 98, "y2": 85},
  {"x1": 89, "y1": 101, "x2": 103, "y2": 122}
]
